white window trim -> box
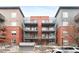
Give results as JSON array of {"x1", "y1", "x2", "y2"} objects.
[
  {"x1": 62, "y1": 12, "x2": 68, "y2": 18},
  {"x1": 11, "y1": 31, "x2": 16, "y2": 34},
  {"x1": 62, "y1": 22, "x2": 68, "y2": 26},
  {"x1": 11, "y1": 12, "x2": 17, "y2": 18}
]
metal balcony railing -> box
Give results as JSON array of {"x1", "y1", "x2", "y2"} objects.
[
  {"x1": 42, "y1": 30, "x2": 55, "y2": 33},
  {"x1": 24, "y1": 20, "x2": 37, "y2": 24},
  {"x1": 42, "y1": 36, "x2": 55, "y2": 39},
  {"x1": 24, "y1": 36, "x2": 38, "y2": 39},
  {"x1": 49, "y1": 28, "x2": 55, "y2": 31},
  {"x1": 24, "y1": 28, "x2": 38, "y2": 32},
  {"x1": 42, "y1": 20, "x2": 56, "y2": 27},
  {"x1": 49, "y1": 36, "x2": 56, "y2": 39},
  {"x1": 42, "y1": 20, "x2": 56, "y2": 24},
  {"x1": 42, "y1": 28, "x2": 55, "y2": 31}
]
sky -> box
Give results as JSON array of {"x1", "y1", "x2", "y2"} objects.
[{"x1": 21, "y1": 6, "x2": 59, "y2": 17}]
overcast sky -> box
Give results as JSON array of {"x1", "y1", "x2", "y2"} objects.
[{"x1": 21, "y1": 6, "x2": 59, "y2": 17}]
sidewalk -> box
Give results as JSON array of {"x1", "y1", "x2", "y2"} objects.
[{"x1": 0, "y1": 45, "x2": 57, "y2": 53}]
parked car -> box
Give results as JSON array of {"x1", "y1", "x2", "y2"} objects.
[
  {"x1": 52, "y1": 48, "x2": 63, "y2": 53},
  {"x1": 74, "y1": 47, "x2": 79, "y2": 53},
  {"x1": 52, "y1": 46, "x2": 79, "y2": 53}
]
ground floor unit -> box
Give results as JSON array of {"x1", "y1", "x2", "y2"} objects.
[{"x1": 0, "y1": 25, "x2": 78, "y2": 46}]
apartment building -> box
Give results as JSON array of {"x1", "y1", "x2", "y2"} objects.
[
  {"x1": 0, "y1": 7, "x2": 24, "y2": 45},
  {"x1": 55, "y1": 7, "x2": 79, "y2": 46},
  {"x1": 23, "y1": 16, "x2": 56, "y2": 45}
]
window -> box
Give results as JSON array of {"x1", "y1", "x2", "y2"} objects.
[
  {"x1": 11, "y1": 31, "x2": 16, "y2": 35},
  {"x1": 62, "y1": 12, "x2": 68, "y2": 18},
  {"x1": 25, "y1": 27, "x2": 30, "y2": 30},
  {"x1": 11, "y1": 12, "x2": 17, "y2": 18},
  {"x1": 42, "y1": 34, "x2": 48, "y2": 38},
  {"x1": 31, "y1": 20, "x2": 37, "y2": 23},
  {"x1": 63, "y1": 39, "x2": 69, "y2": 46},
  {"x1": 63, "y1": 31, "x2": 68, "y2": 34},
  {"x1": 49, "y1": 20, "x2": 53, "y2": 23},
  {"x1": 62, "y1": 22, "x2": 68, "y2": 26},
  {"x1": 31, "y1": 33, "x2": 37, "y2": 38},
  {"x1": 25, "y1": 33, "x2": 30, "y2": 38},
  {"x1": 42, "y1": 27, "x2": 48, "y2": 31},
  {"x1": 63, "y1": 31, "x2": 68, "y2": 36},
  {"x1": 49, "y1": 33, "x2": 55, "y2": 38},
  {"x1": 24, "y1": 19, "x2": 30, "y2": 23},
  {"x1": 11, "y1": 22, "x2": 17, "y2": 26},
  {"x1": 42, "y1": 20, "x2": 48, "y2": 23},
  {"x1": 31, "y1": 27, "x2": 37, "y2": 30},
  {"x1": 49, "y1": 27, "x2": 54, "y2": 31},
  {"x1": 25, "y1": 39, "x2": 33, "y2": 42},
  {"x1": 49, "y1": 39, "x2": 55, "y2": 42}
]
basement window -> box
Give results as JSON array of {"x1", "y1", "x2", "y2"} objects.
[{"x1": 11, "y1": 31, "x2": 16, "y2": 35}]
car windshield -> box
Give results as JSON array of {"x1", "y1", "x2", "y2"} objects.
[
  {"x1": 76, "y1": 48, "x2": 79, "y2": 50},
  {"x1": 61, "y1": 47, "x2": 74, "y2": 50}
]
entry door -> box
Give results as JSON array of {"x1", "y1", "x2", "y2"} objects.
[{"x1": 11, "y1": 38, "x2": 16, "y2": 44}]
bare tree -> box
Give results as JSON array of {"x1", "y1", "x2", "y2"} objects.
[
  {"x1": 0, "y1": 13, "x2": 5, "y2": 29},
  {"x1": 74, "y1": 14, "x2": 79, "y2": 46}
]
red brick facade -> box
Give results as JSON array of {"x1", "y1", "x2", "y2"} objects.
[
  {"x1": 0, "y1": 7, "x2": 24, "y2": 45},
  {"x1": 5, "y1": 26, "x2": 23, "y2": 45},
  {"x1": 30, "y1": 16, "x2": 49, "y2": 45},
  {"x1": 57, "y1": 26, "x2": 76, "y2": 46}
]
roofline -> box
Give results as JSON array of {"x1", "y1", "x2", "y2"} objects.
[
  {"x1": 0, "y1": 7, "x2": 24, "y2": 17},
  {"x1": 55, "y1": 6, "x2": 79, "y2": 17}
]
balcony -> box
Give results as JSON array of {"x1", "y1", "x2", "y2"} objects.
[
  {"x1": 24, "y1": 36, "x2": 38, "y2": 40},
  {"x1": 24, "y1": 28, "x2": 38, "y2": 33},
  {"x1": 24, "y1": 33, "x2": 38, "y2": 39},
  {"x1": 42, "y1": 30, "x2": 55, "y2": 33},
  {"x1": 24, "y1": 30, "x2": 38, "y2": 33},
  {"x1": 24, "y1": 20, "x2": 37, "y2": 26},
  {"x1": 42, "y1": 28, "x2": 55, "y2": 33},
  {"x1": 42, "y1": 20, "x2": 56, "y2": 27},
  {"x1": 42, "y1": 36, "x2": 55, "y2": 39},
  {"x1": 49, "y1": 36, "x2": 56, "y2": 39},
  {"x1": 49, "y1": 28, "x2": 55, "y2": 31},
  {"x1": 42, "y1": 34, "x2": 48, "y2": 39},
  {"x1": 42, "y1": 33, "x2": 55, "y2": 40}
]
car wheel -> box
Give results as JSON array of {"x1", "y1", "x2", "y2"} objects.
[
  {"x1": 51, "y1": 50, "x2": 54, "y2": 53},
  {"x1": 56, "y1": 51, "x2": 62, "y2": 53},
  {"x1": 74, "y1": 52, "x2": 79, "y2": 53}
]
